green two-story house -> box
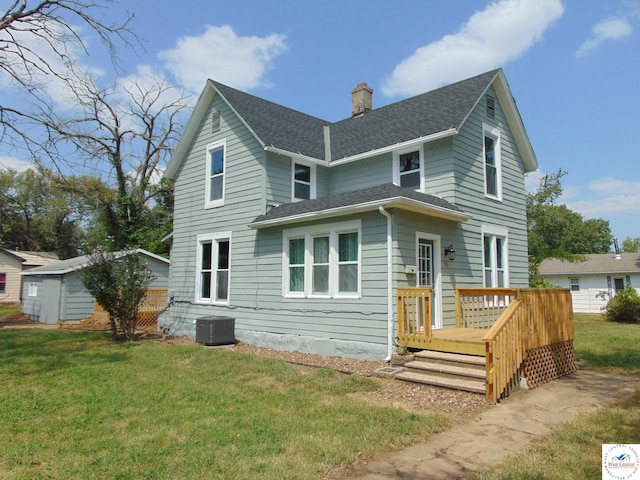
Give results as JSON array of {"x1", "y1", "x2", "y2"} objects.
[{"x1": 161, "y1": 68, "x2": 538, "y2": 360}]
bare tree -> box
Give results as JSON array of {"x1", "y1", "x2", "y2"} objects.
[
  {"x1": 0, "y1": 0, "x2": 136, "y2": 146},
  {"x1": 38, "y1": 71, "x2": 188, "y2": 250}
]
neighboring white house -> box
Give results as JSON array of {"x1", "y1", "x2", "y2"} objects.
[
  {"x1": 539, "y1": 253, "x2": 640, "y2": 313},
  {"x1": 0, "y1": 248, "x2": 58, "y2": 304},
  {"x1": 21, "y1": 249, "x2": 170, "y2": 324}
]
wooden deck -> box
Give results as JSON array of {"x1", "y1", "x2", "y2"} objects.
[{"x1": 428, "y1": 327, "x2": 488, "y2": 357}]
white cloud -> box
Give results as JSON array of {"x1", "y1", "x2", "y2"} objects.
[
  {"x1": 158, "y1": 25, "x2": 287, "y2": 94},
  {"x1": 382, "y1": 0, "x2": 564, "y2": 97},
  {"x1": 576, "y1": 17, "x2": 633, "y2": 57},
  {"x1": 564, "y1": 177, "x2": 640, "y2": 219},
  {"x1": 0, "y1": 156, "x2": 33, "y2": 172}
]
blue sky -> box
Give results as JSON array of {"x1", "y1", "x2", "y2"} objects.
[{"x1": 1, "y1": 0, "x2": 639, "y2": 243}]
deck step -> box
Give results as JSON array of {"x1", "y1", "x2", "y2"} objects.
[
  {"x1": 403, "y1": 360, "x2": 485, "y2": 379},
  {"x1": 395, "y1": 371, "x2": 486, "y2": 394},
  {"x1": 414, "y1": 350, "x2": 486, "y2": 367}
]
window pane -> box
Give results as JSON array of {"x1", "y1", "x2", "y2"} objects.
[
  {"x1": 201, "y1": 242, "x2": 212, "y2": 270},
  {"x1": 399, "y1": 151, "x2": 420, "y2": 172},
  {"x1": 294, "y1": 163, "x2": 311, "y2": 182},
  {"x1": 289, "y1": 238, "x2": 305, "y2": 265},
  {"x1": 210, "y1": 175, "x2": 223, "y2": 201},
  {"x1": 484, "y1": 136, "x2": 495, "y2": 166},
  {"x1": 218, "y1": 240, "x2": 230, "y2": 270},
  {"x1": 496, "y1": 238, "x2": 503, "y2": 269},
  {"x1": 339, "y1": 232, "x2": 358, "y2": 261},
  {"x1": 211, "y1": 148, "x2": 224, "y2": 175},
  {"x1": 216, "y1": 271, "x2": 228, "y2": 300},
  {"x1": 483, "y1": 236, "x2": 492, "y2": 267},
  {"x1": 289, "y1": 266, "x2": 304, "y2": 292},
  {"x1": 201, "y1": 272, "x2": 211, "y2": 298},
  {"x1": 486, "y1": 165, "x2": 497, "y2": 196},
  {"x1": 484, "y1": 269, "x2": 492, "y2": 287},
  {"x1": 400, "y1": 171, "x2": 420, "y2": 188},
  {"x1": 497, "y1": 270, "x2": 504, "y2": 288},
  {"x1": 294, "y1": 182, "x2": 310, "y2": 199},
  {"x1": 614, "y1": 278, "x2": 625, "y2": 292},
  {"x1": 313, "y1": 237, "x2": 329, "y2": 263},
  {"x1": 339, "y1": 264, "x2": 357, "y2": 293},
  {"x1": 313, "y1": 265, "x2": 329, "y2": 294}
]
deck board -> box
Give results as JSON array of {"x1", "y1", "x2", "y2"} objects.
[{"x1": 422, "y1": 327, "x2": 488, "y2": 356}]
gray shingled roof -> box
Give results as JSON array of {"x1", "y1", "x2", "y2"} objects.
[
  {"x1": 212, "y1": 69, "x2": 499, "y2": 161},
  {"x1": 539, "y1": 253, "x2": 640, "y2": 275},
  {"x1": 251, "y1": 183, "x2": 468, "y2": 227},
  {"x1": 21, "y1": 249, "x2": 169, "y2": 276}
]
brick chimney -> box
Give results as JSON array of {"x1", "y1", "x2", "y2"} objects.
[{"x1": 352, "y1": 82, "x2": 373, "y2": 117}]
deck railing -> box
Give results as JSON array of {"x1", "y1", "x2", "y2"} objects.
[
  {"x1": 483, "y1": 288, "x2": 574, "y2": 402},
  {"x1": 455, "y1": 288, "x2": 518, "y2": 329},
  {"x1": 396, "y1": 287, "x2": 433, "y2": 348}
]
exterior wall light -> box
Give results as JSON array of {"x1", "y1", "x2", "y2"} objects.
[{"x1": 444, "y1": 244, "x2": 455, "y2": 261}]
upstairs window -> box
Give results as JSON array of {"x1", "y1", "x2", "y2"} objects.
[
  {"x1": 205, "y1": 141, "x2": 226, "y2": 208},
  {"x1": 483, "y1": 124, "x2": 502, "y2": 200},
  {"x1": 394, "y1": 148, "x2": 424, "y2": 190},
  {"x1": 292, "y1": 162, "x2": 315, "y2": 201}
]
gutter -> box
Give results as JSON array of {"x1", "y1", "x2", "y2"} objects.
[{"x1": 378, "y1": 205, "x2": 394, "y2": 362}]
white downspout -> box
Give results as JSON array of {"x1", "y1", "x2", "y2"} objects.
[{"x1": 378, "y1": 206, "x2": 394, "y2": 362}]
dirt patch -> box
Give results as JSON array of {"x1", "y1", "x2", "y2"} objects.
[{"x1": 231, "y1": 342, "x2": 489, "y2": 418}]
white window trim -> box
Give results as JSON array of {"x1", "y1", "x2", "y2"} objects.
[
  {"x1": 27, "y1": 282, "x2": 38, "y2": 297},
  {"x1": 282, "y1": 220, "x2": 361, "y2": 299},
  {"x1": 415, "y1": 232, "x2": 443, "y2": 329},
  {"x1": 481, "y1": 224, "x2": 509, "y2": 288},
  {"x1": 204, "y1": 139, "x2": 226, "y2": 209},
  {"x1": 195, "y1": 231, "x2": 232, "y2": 305},
  {"x1": 393, "y1": 146, "x2": 425, "y2": 191},
  {"x1": 291, "y1": 160, "x2": 316, "y2": 202},
  {"x1": 569, "y1": 277, "x2": 580, "y2": 292},
  {"x1": 482, "y1": 123, "x2": 502, "y2": 201}
]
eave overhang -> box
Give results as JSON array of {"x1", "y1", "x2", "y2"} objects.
[{"x1": 249, "y1": 196, "x2": 471, "y2": 229}]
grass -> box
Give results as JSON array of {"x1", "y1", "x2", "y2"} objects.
[
  {"x1": 0, "y1": 304, "x2": 22, "y2": 320},
  {"x1": 472, "y1": 313, "x2": 640, "y2": 480},
  {"x1": 0, "y1": 329, "x2": 447, "y2": 480}
]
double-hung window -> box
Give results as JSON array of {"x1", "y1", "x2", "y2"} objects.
[
  {"x1": 569, "y1": 277, "x2": 580, "y2": 292},
  {"x1": 483, "y1": 124, "x2": 501, "y2": 200},
  {"x1": 394, "y1": 148, "x2": 424, "y2": 190},
  {"x1": 196, "y1": 232, "x2": 231, "y2": 304},
  {"x1": 292, "y1": 162, "x2": 315, "y2": 201},
  {"x1": 482, "y1": 226, "x2": 508, "y2": 288},
  {"x1": 205, "y1": 140, "x2": 226, "y2": 208},
  {"x1": 284, "y1": 221, "x2": 360, "y2": 298},
  {"x1": 0, "y1": 273, "x2": 6, "y2": 293}
]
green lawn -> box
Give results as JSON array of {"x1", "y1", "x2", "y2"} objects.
[
  {"x1": 473, "y1": 313, "x2": 640, "y2": 479},
  {"x1": 0, "y1": 304, "x2": 21, "y2": 320},
  {"x1": 0, "y1": 329, "x2": 447, "y2": 480}
]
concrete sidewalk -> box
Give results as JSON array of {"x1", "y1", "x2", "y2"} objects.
[{"x1": 337, "y1": 369, "x2": 640, "y2": 479}]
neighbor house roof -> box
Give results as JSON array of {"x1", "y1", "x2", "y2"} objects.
[
  {"x1": 165, "y1": 68, "x2": 537, "y2": 179},
  {"x1": 250, "y1": 183, "x2": 471, "y2": 229},
  {"x1": 0, "y1": 248, "x2": 58, "y2": 267},
  {"x1": 539, "y1": 253, "x2": 640, "y2": 276},
  {"x1": 21, "y1": 249, "x2": 169, "y2": 276}
]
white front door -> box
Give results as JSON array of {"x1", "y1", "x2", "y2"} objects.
[{"x1": 417, "y1": 235, "x2": 442, "y2": 329}]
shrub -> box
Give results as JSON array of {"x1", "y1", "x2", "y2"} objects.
[
  {"x1": 601, "y1": 285, "x2": 640, "y2": 324},
  {"x1": 81, "y1": 243, "x2": 155, "y2": 340}
]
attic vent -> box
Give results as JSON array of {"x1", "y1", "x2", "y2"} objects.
[
  {"x1": 211, "y1": 111, "x2": 221, "y2": 133},
  {"x1": 486, "y1": 95, "x2": 495, "y2": 119}
]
